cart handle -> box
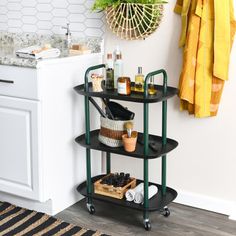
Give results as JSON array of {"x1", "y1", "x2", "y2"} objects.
[
  {"x1": 144, "y1": 69, "x2": 167, "y2": 98},
  {"x1": 84, "y1": 64, "x2": 106, "y2": 92}
]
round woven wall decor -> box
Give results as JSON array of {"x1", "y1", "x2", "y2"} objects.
[{"x1": 106, "y1": 3, "x2": 164, "y2": 40}]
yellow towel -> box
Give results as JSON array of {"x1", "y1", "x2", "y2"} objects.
[
  {"x1": 174, "y1": 0, "x2": 183, "y2": 14},
  {"x1": 230, "y1": 0, "x2": 236, "y2": 49},
  {"x1": 175, "y1": 0, "x2": 236, "y2": 117},
  {"x1": 214, "y1": 1, "x2": 231, "y2": 81},
  {"x1": 174, "y1": 0, "x2": 191, "y2": 47}
]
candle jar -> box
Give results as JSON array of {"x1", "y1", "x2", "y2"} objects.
[
  {"x1": 91, "y1": 74, "x2": 104, "y2": 92},
  {"x1": 117, "y1": 77, "x2": 131, "y2": 95}
]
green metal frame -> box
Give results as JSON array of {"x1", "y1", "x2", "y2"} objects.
[
  {"x1": 106, "y1": 152, "x2": 111, "y2": 174},
  {"x1": 84, "y1": 64, "x2": 106, "y2": 204},
  {"x1": 84, "y1": 65, "x2": 168, "y2": 222},
  {"x1": 143, "y1": 69, "x2": 168, "y2": 220}
]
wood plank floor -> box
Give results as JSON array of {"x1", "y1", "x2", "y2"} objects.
[{"x1": 56, "y1": 199, "x2": 236, "y2": 236}]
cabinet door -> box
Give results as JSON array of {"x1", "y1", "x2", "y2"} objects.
[{"x1": 0, "y1": 96, "x2": 42, "y2": 201}]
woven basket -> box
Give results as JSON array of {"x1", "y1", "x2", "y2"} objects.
[
  {"x1": 99, "y1": 117, "x2": 132, "y2": 147},
  {"x1": 106, "y1": 3, "x2": 164, "y2": 40}
]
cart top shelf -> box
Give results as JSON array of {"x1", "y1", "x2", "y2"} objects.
[{"x1": 74, "y1": 82, "x2": 178, "y2": 103}]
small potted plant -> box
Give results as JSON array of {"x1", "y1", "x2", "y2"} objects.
[
  {"x1": 122, "y1": 121, "x2": 138, "y2": 152},
  {"x1": 92, "y1": 0, "x2": 168, "y2": 40}
]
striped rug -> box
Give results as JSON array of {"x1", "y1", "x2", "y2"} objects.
[{"x1": 0, "y1": 202, "x2": 109, "y2": 236}]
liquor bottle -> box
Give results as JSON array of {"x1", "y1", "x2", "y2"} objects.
[
  {"x1": 105, "y1": 53, "x2": 114, "y2": 90},
  {"x1": 135, "y1": 67, "x2": 144, "y2": 92}
]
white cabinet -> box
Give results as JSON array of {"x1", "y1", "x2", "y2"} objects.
[
  {"x1": 0, "y1": 53, "x2": 102, "y2": 214},
  {"x1": 0, "y1": 96, "x2": 41, "y2": 200},
  {"x1": 0, "y1": 66, "x2": 38, "y2": 99}
]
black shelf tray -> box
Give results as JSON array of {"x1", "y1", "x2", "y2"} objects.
[
  {"x1": 74, "y1": 82, "x2": 178, "y2": 103},
  {"x1": 75, "y1": 129, "x2": 178, "y2": 159},
  {"x1": 77, "y1": 175, "x2": 177, "y2": 212}
]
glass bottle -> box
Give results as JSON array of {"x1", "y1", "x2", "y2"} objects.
[
  {"x1": 114, "y1": 53, "x2": 123, "y2": 89},
  {"x1": 135, "y1": 67, "x2": 144, "y2": 92},
  {"x1": 148, "y1": 76, "x2": 157, "y2": 95},
  {"x1": 105, "y1": 53, "x2": 114, "y2": 90},
  {"x1": 117, "y1": 77, "x2": 131, "y2": 95}
]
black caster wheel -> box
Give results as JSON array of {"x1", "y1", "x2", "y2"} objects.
[
  {"x1": 144, "y1": 221, "x2": 151, "y2": 231},
  {"x1": 89, "y1": 205, "x2": 95, "y2": 214},
  {"x1": 86, "y1": 204, "x2": 95, "y2": 215},
  {"x1": 88, "y1": 205, "x2": 95, "y2": 214},
  {"x1": 162, "y1": 207, "x2": 170, "y2": 217}
]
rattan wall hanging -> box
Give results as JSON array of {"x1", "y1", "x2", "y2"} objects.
[{"x1": 106, "y1": 3, "x2": 164, "y2": 40}]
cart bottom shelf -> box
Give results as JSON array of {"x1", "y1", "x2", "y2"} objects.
[{"x1": 77, "y1": 175, "x2": 177, "y2": 212}]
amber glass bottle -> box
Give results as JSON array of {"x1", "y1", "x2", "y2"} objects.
[{"x1": 117, "y1": 77, "x2": 131, "y2": 95}]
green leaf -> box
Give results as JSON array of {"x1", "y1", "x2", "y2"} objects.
[{"x1": 92, "y1": 0, "x2": 168, "y2": 11}]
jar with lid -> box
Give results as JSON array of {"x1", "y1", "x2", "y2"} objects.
[{"x1": 117, "y1": 77, "x2": 131, "y2": 95}]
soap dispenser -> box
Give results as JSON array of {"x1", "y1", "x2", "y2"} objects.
[{"x1": 62, "y1": 23, "x2": 72, "y2": 49}]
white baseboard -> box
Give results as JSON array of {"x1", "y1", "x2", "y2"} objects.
[
  {"x1": 229, "y1": 214, "x2": 236, "y2": 221},
  {"x1": 0, "y1": 191, "x2": 53, "y2": 215},
  {"x1": 0, "y1": 191, "x2": 83, "y2": 216},
  {"x1": 51, "y1": 194, "x2": 83, "y2": 215},
  {"x1": 229, "y1": 206, "x2": 236, "y2": 221},
  {"x1": 174, "y1": 190, "x2": 236, "y2": 221}
]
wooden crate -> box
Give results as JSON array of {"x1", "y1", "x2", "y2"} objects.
[{"x1": 94, "y1": 174, "x2": 136, "y2": 199}]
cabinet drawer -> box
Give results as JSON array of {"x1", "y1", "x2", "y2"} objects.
[{"x1": 0, "y1": 65, "x2": 38, "y2": 100}]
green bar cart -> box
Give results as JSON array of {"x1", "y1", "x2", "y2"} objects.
[{"x1": 74, "y1": 64, "x2": 179, "y2": 230}]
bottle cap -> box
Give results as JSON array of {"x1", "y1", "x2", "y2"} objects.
[
  {"x1": 116, "y1": 54, "x2": 122, "y2": 60},
  {"x1": 107, "y1": 53, "x2": 112, "y2": 59},
  {"x1": 125, "y1": 173, "x2": 130, "y2": 179},
  {"x1": 138, "y1": 67, "x2": 142, "y2": 74}
]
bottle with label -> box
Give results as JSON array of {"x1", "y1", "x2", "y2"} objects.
[
  {"x1": 117, "y1": 77, "x2": 131, "y2": 95},
  {"x1": 105, "y1": 53, "x2": 114, "y2": 90},
  {"x1": 148, "y1": 76, "x2": 157, "y2": 95},
  {"x1": 114, "y1": 53, "x2": 123, "y2": 89},
  {"x1": 135, "y1": 67, "x2": 144, "y2": 92}
]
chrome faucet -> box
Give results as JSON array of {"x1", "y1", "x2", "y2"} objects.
[{"x1": 62, "y1": 23, "x2": 72, "y2": 49}]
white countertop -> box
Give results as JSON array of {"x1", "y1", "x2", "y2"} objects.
[{"x1": 0, "y1": 32, "x2": 103, "y2": 68}]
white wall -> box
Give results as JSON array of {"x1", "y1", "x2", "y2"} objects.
[
  {"x1": 0, "y1": 0, "x2": 104, "y2": 37},
  {"x1": 104, "y1": 1, "x2": 236, "y2": 218}
]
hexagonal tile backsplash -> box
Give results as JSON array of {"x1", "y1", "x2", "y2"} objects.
[{"x1": 0, "y1": 0, "x2": 105, "y2": 37}]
